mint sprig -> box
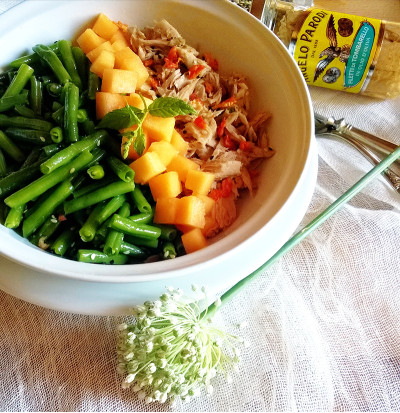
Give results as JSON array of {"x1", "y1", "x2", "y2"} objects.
[{"x1": 97, "y1": 96, "x2": 196, "y2": 159}]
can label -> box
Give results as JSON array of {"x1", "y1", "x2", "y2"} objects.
[{"x1": 291, "y1": 9, "x2": 383, "y2": 93}]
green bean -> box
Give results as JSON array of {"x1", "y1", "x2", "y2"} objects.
[
  {"x1": 46, "y1": 82, "x2": 63, "y2": 97},
  {"x1": 107, "y1": 155, "x2": 135, "y2": 182},
  {"x1": 4, "y1": 150, "x2": 93, "y2": 208},
  {"x1": 64, "y1": 181, "x2": 135, "y2": 214},
  {"x1": 124, "y1": 235, "x2": 159, "y2": 249},
  {"x1": 153, "y1": 224, "x2": 178, "y2": 241},
  {"x1": 49, "y1": 126, "x2": 63, "y2": 143},
  {"x1": 9, "y1": 43, "x2": 59, "y2": 68},
  {"x1": 72, "y1": 176, "x2": 115, "y2": 199},
  {"x1": 4, "y1": 127, "x2": 52, "y2": 146},
  {"x1": 52, "y1": 101, "x2": 62, "y2": 111},
  {"x1": 86, "y1": 147, "x2": 107, "y2": 168},
  {"x1": 108, "y1": 214, "x2": 161, "y2": 240},
  {"x1": 82, "y1": 119, "x2": 95, "y2": 135},
  {"x1": 0, "y1": 114, "x2": 53, "y2": 131},
  {"x1": 131, "y1": 186, "x2": 152, "y2": 213},
  {"x1": 22, "y1": 179, "x2": 75, "y2": 237},
  {"x1": 29, "y1": 75, "x2": 43, "y2": 116},
  {"x1": 120, "y1": 241, "x2": 147, "y2": 258},
  {"x1": 51, "y1": 106, "x2": 64, "y2": 125},
  {"x1": 71, "y1": 46, "x2": 88, "y2": 90},
  {"x1": 78, "y1": 194, "x2": 125, "y2": 242},
  {"x1": 51, "y1": 227, "x2": 74, "y2": 256},
  {"x1": 0, "y1": 90, "x2": 29, "y2": 112},
  {"x1": 0, "y1": 130, "x2": 25, "y2": 163},
  {"x1": 42, "y1": 143, "x2": 61, "y2": 157},
  {"x1": 0, "y1": 202, "x2": 9, "y2": 225},
  {"x1": 4, "y1": 204, "x2": 25, "y2": 229},
  {"x1": 0, "y1": 160, "x2": 42, "y2": 199},
  {"x1": 32, "y1": 44, "x2": 71, "y2": 85},
  {"x1": 174, "y1": 236, "x2": 186, "y2": 257},
  {"x1": 21, "y1": 148, "x2": 40, "y2": 168},
  {"x1": 63, "y1": 81, "x2": 80, "y2": 142},
  {"x1": 128, "y1": 211, "x2": 154, "y2": 224},
  {"x1": 77, "y1": 249, "x2": 129, "y2": 265},
  {"x1": 87, "y1": 164, "x2": 104, "y2": 180},
  {"x1": 1, "y1": 64, "x2": 34, "y2": 98},
  {"x1": 14, "y1": 105, "x2": 35, "y2": 118},
  {"x1": 162, "y1": 241, "x2": 177, "y2": 259},
  {"x1": 103, "y1": 202, "x2": 130, "y2": 255},
  {"x1": 0, "y1": 148, "x2": 6, "y2": 177},
  {"x1": 30, "y1": 216, "x2": 60, "y2": 246},
  {"x1": 40, "y1": 130, "x2": 107, "y2": 174},
  {"x1": 77, "y1": 108, "x2": 88, "y2": 123},
  {"x1": 57, "y1": 40, "x2": 82, "y2": 90},
  {"x1": 87, "y1": 71, "x2": 100, "y2": 100}
]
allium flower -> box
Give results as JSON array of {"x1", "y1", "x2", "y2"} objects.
[{"x1": 117, "y1": 288, "x2": 243, "y2": 405}]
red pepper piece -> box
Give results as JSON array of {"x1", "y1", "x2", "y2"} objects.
[
  {"x1": 209, "y1": 178, "x2": 233, "y2": 201},
  {"x1": 222, "y1": 134, "x2": 238, "y2": 150},
  {"x1": 239, "y1": 141, "x2": 253, "y2": 151},
  {"x1": 164, "y1": 46, "x2": 180, "y2": 69},
  {"x1": 217, "y1": 118, "x2": 226, "y2": 137},
  {"x1": 143, "y1": 59, "x2": 154, "y2": 67},
  {"x1": 194, "y1": 115, "x2": 207, "y2": 129},
  {"x1": 204, "y1": 52, "x2": 219, "y2": 71},
  {"x1": 188, "y1": 64, "x2": 206, "y2": 79},
  {"x1": 213, "y1": 96, "x2": 237, "y2": 109}
]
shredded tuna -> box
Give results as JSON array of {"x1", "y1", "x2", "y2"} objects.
[{"x1": 128, "y1": 20, "x2": 275, "y2": 237}]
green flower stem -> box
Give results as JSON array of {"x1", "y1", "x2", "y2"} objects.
[{"x1": 204, "y1": 146, "x2": 400, "y2": 320}]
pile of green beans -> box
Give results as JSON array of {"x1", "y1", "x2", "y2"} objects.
[{"x1": 0, "y1": 39, "x2": 184, "y2": 264}]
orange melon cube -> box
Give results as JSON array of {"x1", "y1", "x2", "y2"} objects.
[
  {"x1": 86, "y1": 41, "x2": 114, "y2": 62},
  {"x1": 121, "y1": 129, "x2": 150, "y2": 161},
  {"x1": 129, "y1": 151, "x2": 166, "y2": 184},
  {"x1": 142, "y1": 114, "x2": 175, "y2": 143},
  {"x1": 90, "y1": 50, "x2": 115, "y2": 78},
  {"x1": 110, "y1": 30, "x2": 130, "y2": 48},
  {"x1": 154, "y1": 198, "x2": 179, "y2": 224},
  {"x1": 185, "y1": 170, "x2": 215, "y2": 195},
  {"x1": 166, "y1": 154, "x2": 200, "y2": 182},
  {"x1": 125, "y1": 93, "x2": 153, "y2": 110},
  {"x1": 174, "y1": 195, "x2": 205, "y2": 228},
  {"x1": 114, "y1": 47, "x2": 149, "y2": 88},
  {"x1": 149, "y1": 171, "x2": 182, "y2": 201},
  {"x1": 181, "y1": 228, "x2": 208, "y2": 253},
  {"x1": 76, "y1": 28, "x2": 106, "y2": 54},
  {"x1": 170, "y1": 129, "x2": 189, "y2": 155},
  {"x1": 95, "y1": 92, "x2": 126, "y2": 119},
  {"x1": 196, "y1": 194, "x2": 216, "y2": 215},
  {"x1": 147, "y1": 141, "x2": 178, "y2": 166},
  {"x1": 92, "y1": 13, "x2": 119, "y2": 40},
  {"x1": 101, "y1": 68, "x2": 137, "y2": 93}
]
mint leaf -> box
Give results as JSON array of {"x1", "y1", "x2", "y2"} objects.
[
  {"x1": 97, "y1": 105, "x2": 143, "y2": 130},
  {"x1": 148, "y1": 97, "x2": 196, "y2": 117},
  {"x1": 133, "y1": 127, "x2": 146, "y2": 157}
]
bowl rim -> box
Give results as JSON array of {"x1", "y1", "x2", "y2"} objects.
[{"x1": 0, "y1": 0, "x2": 315, "y2": 283}]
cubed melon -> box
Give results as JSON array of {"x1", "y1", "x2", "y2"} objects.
[
  {"x1": 114, "y1": 47, "x2": 149, "y2": 88},
  {"x1": 149, "y1": 171, "x2": 182, "y2": 200},
  {"x1": 196, "y1": 194, "x2": 216, "y2": 215},
  {"x1": 86, "y1": 41, "x2": 114, "y2": 62},
  {"x1": 129, "y1": 151, "x2": 166, "y2": 184},
  {"x1": 174, "y1": 195, "x2": 205, "y2": 228},
  {"x1": 125, "y1": 93, "x2": 153, "y2": 110},
  {"x1": 166, "y1": 154, "x2": 200, "y2": 182},
  {"x1": 95, "y1": 92, "x2": 126, "y2": 119},
  {"x1": 101, "y1": 68, "x2": 137, "y2": 94},
  {"x1": 76, "y1": 28, "x2": 106, "y2": 54},
  {"x1": 92, "y1": 13, "x2": 119, "y2": 40},
  {"x1": 90, "y1": 50, "x2": 115, "y2": 78},
  {"x1": 181, "y1": 228, "x2": 208, "y2": 253},
  {"x1": 147, "y1": 141, "x2": 178, "y2": 166},
  {"x1": 153, "y1": 197, "x2": 179, "y2": 224},
  {"x1": 121, "y1": 129, "x2": 150, "y2": 161},
  {"x1": 142, "y1": 114, "x2": 175, "y2": 142},
  {"x1": 110, "y1": 30, "x2": 130, "y2": 49},
  {"x1": 185, "y1": 170, "x2": 215, "y2": 195},
  {"x1": 170, "y1": 129, "x2": 189, "y2": 155}
]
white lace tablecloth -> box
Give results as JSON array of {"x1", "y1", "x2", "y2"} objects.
[{"x1": 1, "y1": 1, "x2": 399, "y2": 411}]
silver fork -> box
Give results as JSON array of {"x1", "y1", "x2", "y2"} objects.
[{"x1": 315, "y1": 112, "x2": 400, "y2": 193}]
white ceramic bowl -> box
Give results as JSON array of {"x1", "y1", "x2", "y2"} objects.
[{"x1": 0, "y1": 0, "x2": 317, "y2": 315}]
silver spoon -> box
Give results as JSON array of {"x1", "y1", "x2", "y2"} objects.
[{"x1": 315, "y1": 112, "x2": 400, "y2": 193}]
